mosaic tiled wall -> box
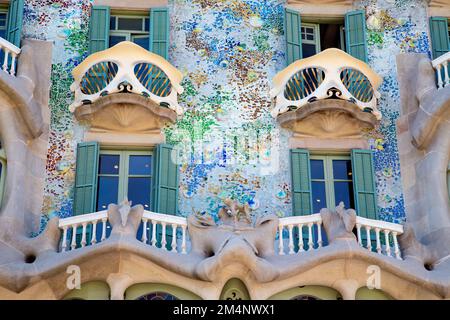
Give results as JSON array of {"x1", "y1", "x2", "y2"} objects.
[
  {"x1": 359, "y1": 0, "x2": 430, "y2": 223},
  {"x1": 20, "y1": 0, "x2": 432, "y2": 231}
]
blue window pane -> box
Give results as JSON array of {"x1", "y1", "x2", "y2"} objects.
[
  {"x1": 0, "y1": 30, "x2": 6, "y2": 39},
  {"x1": 310, "y1": 160, "x2": 324, "y2": 179},
  {"x1": 133, "y1": 36, "x2": 149, "y2": 49},
  {"x1": 128, "y1": 177, "x2": 151, "y2": 209},
  {"x1": 109, "y1": 16, "x2": 116, "y2": 30},
  {"x1": 311, "y1": 181, "x2": 326, "y2": 213},
  {"x1": 0, "y1": 162, "x2": 2, "y2": 180},
  {"x1": 96, "y1": 176, "x2": 119, "y2": 210},
  {"x1": 333, "y1": 160, "x2": 352, "y2": 179},
  {"x1": 334, "y1": 181, "x2": 354, "y2": 209},
  {"x1": 109, "y1": 35, "x2": 126, "y2": 48},
  {"x1": 145, "y1": 18, "x2": 150, "y2": 32},
  {"x1": 129, "y1": 155, "x2": 152, "y2": 175},
  {"x1": 98, "y1": 155, "x2": 120, "y2": 174},
  {"x1": 118, "y1": 17, "x2": 143, "y2": 31},
  {"x1": 302, "y1": 43, "x2": 317, "y2": 58}
]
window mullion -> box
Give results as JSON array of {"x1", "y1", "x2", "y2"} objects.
[
  {"x1": 116, "y1": 151, "x2": 126, "y2": 203},
  {"x1": 325, "y1": 156, "x2": 335, "y2": 209}
]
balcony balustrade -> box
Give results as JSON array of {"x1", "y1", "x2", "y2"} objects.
[
  {"x1": 139, "y1": 211, "x2": 188, "y2": 254},
  {"x1": 58, "y1": 208, "x2": 403, "y2": 260},
  {"x1": 270, "y1": 48, "x2": 382, "y2": 120},
  {"x1": 69, "y1": 41, "x2": 184, "y2": 115},
  {"x1": 0, "y1": 37, "x2": 20, "y2": 76},
  {"x1": 431, "y1": 51, "x2": 450, "y2": 89},
  {"x1": 355, "y1": 216, "x2": 403, "y2": 260}
]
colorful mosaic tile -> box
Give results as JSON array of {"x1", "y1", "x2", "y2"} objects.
[{"x1": 21, "y1": 0, "x2": 433, "y2": 230}]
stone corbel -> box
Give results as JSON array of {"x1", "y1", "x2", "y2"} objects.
[{"x1": 320, "y1": 202, "x2": 357, "y2": 243}]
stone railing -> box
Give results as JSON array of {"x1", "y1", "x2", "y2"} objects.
[
  {"x1": 58, "y1": 207, "x2": 403, "y2": 260},
  {"x1": 0, "y1": 37, "x2": 20, "y2": 76},
  {"x1": 277, "y1": 214, "x2": 323, "y2": 255},
  {"x1": 58, "y1": 210, "x2": 109, "y2": 252},
  {"x1": 140, "y1": 210, "x2": 188, "y2": 254},
  {"x1": 58, "y1": 208, "x2": 189, "y2": 253},
  {"x1": 270, "y1": 48, "x2": 382, "y2": 120},
  {"x1": 431, "y1": 51, "x2": 450, "y2": 89},
  {"x1": 69, "y1": 41, "x2": 184, "y2": 115},
  {"x1": 355, "y1": 216, "x2": 403, "y2": 260}
]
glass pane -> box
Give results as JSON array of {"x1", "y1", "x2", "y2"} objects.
[
  {"x1": 302, "y1": 43, "x2": 317, "y2": 58},
  {"x1": 109, "y1": 16, "x2": 116, "y2": 30},
  {"x1": 128, "y1": 177, "x2": 151, "y2": 209},
  {"x1": 109, "y1": 35, "x2": 126, "y2": 48},
  {"x1": 96, "y1": 176, "x2": 119, "y2": 210},
  {"x1": 0, "y1": 14, "x2": 6, "y2": 28},
  {"x1": 0, "y1": 30, "x2": 5, "y2": 38},
  {"x1": 0, "y1": 162, "x2": 2, "y2": 180},
  {"x1": 118, "y1": 17, "x2": 143, "y2": 31},
  {"x1": 133, "y1": 36, "x2": 149, "y2": 49},
  {"x1": 310, "y1": 160, "x2": 324, "y2": 180},
  {"x1": 311, "y1": 181, "x2": 326, "y2": 213},
  {"x1": 129, "y1": 155, "x2": 152, "y2": 175},
  {"x1": 306, "y1": 34, "x2": 314, "y2": 41},
  {"x1": 145, "y1": 18, "x2": 150, "y2": 32},
  {"x1": 334, "y1": 181, "x2": 354, "y2": 209},
  {"x1": 99, "y1": 154, "x2": 120, "y2": 174},
  {"x1": 333, "y1": 160, "x2": 352, "y2": 180}
]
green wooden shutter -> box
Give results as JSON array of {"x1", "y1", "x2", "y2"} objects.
[
  {"x1": 89, "y1": 6, "x2": 110, "y2": 54},
  {"x1": 345, "y1": 10, "x2": 368, "y2": 62},
  {"x1": 149, "y1": 8, "x2": 169, "y2": 59},
  {"x1": 351, "y1": 149, "x2": 377, "y2": 219},
  {"x1": 290, "y1": 149, "x2": 313, "y2": 216},
  {"x1": 152, "y1": 144, "x2": 179, "y2": 215},
  {"x1": 73, "y1": 142, "x2": 99, "y2": 215},
  {"x1": 6, "y1": 0, "x2": 24, "y2": 47},
  {"x1": 285, "y1": 8, "x2": 302, "y2": 65},
  {"x1": 429, "y1": 17, "x2": 450, "y2": 59}
]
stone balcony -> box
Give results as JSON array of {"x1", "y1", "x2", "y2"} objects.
[
  {"x1": 69, "y1": 41, "x2": 184, "y2": 142},
  {"x1": 57, "y1": 202, "x2": 403, "y2": 260},
  {"x1": 270, "y1": 49, "x2": 382, "y2": 144}
]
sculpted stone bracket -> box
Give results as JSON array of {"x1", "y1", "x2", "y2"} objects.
[
  {"x1": 73, "y1": 93, "x2": 178, "y2": 134},
  {"x1": 277, "y1": 99, "x2": 379, "y2": 139}
]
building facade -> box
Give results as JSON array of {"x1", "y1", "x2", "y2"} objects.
[{"x1": 0, "y1": 0, "x2": 448, "y2": 300}]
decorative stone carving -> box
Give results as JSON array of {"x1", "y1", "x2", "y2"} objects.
[
  {"x1": 320, "y1": 202, "x2": 357, "y2": 242},
  {"x1": 278, "y1": 100, "x2": 378, "y2": 139},
  {"x1": 107, "y1": 200, "x2": 144, "y2": 235},
  {"x1": 218, "y1": 198, "x2": 252, "y2": 228},
  {"x1": 187, "y1": 199, "x2": 280, "y2": 282},
  {"x1": 271, "y1": 48, "x2": 382, "y2": 119},
  {"x1": 74, "y1": 93, "x2": 177, "y2": 133},
  {"x1": 69, "y1": 41, "x2": 184, "y2": 115}
]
